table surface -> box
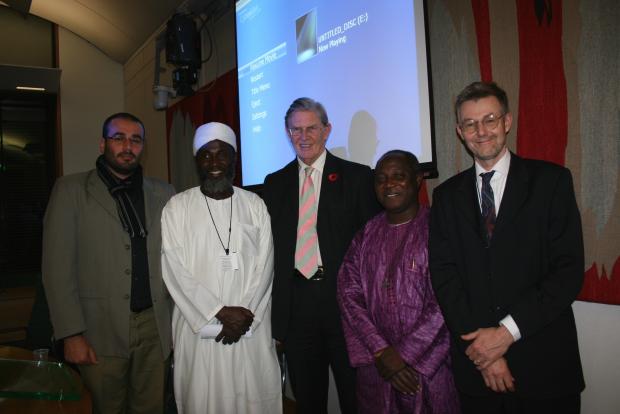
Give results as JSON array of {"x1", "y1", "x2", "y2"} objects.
[{"x1": 0, "y1": 346, "x2": 92, "y2": 414}]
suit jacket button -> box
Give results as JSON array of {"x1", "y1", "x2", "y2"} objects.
[
  {"x1": 125, "y1": 244, "x2": 130, "y2": 250},
  {"x1": 123, "y1": 294, "x2": 130, "y2": 300},
  {"x1": 125, "y1": 269, "x2": 131, "y2": 275}
]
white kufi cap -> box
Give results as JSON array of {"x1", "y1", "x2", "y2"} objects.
[{"x1": 192, "y1": 122, "x2": 237, "y2": 155}]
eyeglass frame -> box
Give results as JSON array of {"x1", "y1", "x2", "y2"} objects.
[
  {"x1": 104, "y1": 133, "x2": 145, "y2": 146},
  {"x1": 458, "y1": 113, "x2": 506, "y2": 135},
  {"x1": 287, "y1": 124, "x2": 325, "y2": 139}
]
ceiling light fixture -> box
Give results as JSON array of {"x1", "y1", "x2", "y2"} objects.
[{"x1": 16, "y1": 86, "x2": 46, "y2": 91}]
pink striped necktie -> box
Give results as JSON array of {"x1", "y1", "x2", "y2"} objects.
[{"x1": 295, "y1": 166, "x2": 319, "y2": 278}]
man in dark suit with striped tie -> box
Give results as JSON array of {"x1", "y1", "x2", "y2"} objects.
[
  {"x1": 263, "y1": 97, "x2": 379, "y2": 414},
  {"x1": 429, "y1": 82, "x2": 585, "y2": 414}
]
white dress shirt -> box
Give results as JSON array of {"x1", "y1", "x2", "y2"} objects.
[{"x1": 474, "y1": 150, "x2": 521, "y2": 342}]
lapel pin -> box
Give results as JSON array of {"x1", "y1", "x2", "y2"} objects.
[{"x1": 328, "y1": 173, "x2": 339, "y2": 182}]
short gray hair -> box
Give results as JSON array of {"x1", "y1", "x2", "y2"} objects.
[{"x1": 284, "y1": 97, "x2": 329, "y2": 128}]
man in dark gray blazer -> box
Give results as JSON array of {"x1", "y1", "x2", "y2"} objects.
[
  {"x1": 263, "y1": 98, "x2": 380, "y2": 414},
  {"x1": 429, "y1": 82, "x2": 585, "y2": 414},
  {"x1": 42, "y1": 113, "x2": 175, "y2": 414}
]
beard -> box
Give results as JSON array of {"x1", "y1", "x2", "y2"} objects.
[
  {"x1": 104, "y1": 146, "x2": 140, "y2": 177},
  {"x1": 202, "y1": 174, "x2": 233, "y2": 195},
  {"x1": 199, "y1": 164, "x2": 235, "y2": 196}
]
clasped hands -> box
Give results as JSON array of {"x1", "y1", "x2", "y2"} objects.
[
  {"x1": 462, "y1": 326, "x2": 515, "y2": 392},
  {"x1": 215, "y1": 306, "x2": 254, "y2": 345},
  {"x1": 374, "y1": 346, "x2": 420, "y2": 395}
]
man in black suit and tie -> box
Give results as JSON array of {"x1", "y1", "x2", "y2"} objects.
[
  {"x1": 263, "y1": 97, "x2": 379, "y2": 414},
  {"x1": 429, "y1": 81, "x2": 585, "y2": 414}
]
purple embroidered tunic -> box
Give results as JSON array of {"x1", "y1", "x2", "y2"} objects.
[{"x1": 338, "y1": 207, "x2": 460, "y2": 413}]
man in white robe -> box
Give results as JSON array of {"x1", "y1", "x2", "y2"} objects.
[{"x1": 161, "y1": 122, "x2": 282, "y2": 414}]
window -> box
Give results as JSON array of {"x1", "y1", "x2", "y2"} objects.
[{"x1": 0, "y1": 93, "x2": 57, "y2": 288}]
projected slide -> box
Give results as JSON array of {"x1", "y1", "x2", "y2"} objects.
[{"x1": 236, "y1": 0, "x2": 433, "y2": 186}]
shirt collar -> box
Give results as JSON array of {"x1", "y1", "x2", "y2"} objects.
[
  {"x1": 298, "y1": 150, "x2": 327, "y2": 174},
  {"x1": 475, "y1": 149, "x2": 511, "y2": 178}
]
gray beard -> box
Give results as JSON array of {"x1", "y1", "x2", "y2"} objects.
[{"x1": 202, "y1": 175, "x2": 233, "y2": 195}]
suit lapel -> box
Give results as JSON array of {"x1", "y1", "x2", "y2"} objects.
[
  {"x1": 281, "y1": 160, "x2": 300, "y2": 252},
  {"x1": 86, "y1": 169, "x2": 120, "y2": 222},
  {"x1": 317, "y1": 152, "x2": 342, "y2": 254},
  {"x1": 493, "y1": 154, "x2": 529, "y2": 239},
  {"x1": 283, "y1": 160, "x2": 299, "y2": 217},
  {"x1": 455, "y1": 167, "x2": 484, "y2": 242},
  {"x1": 143, "y1": 178, "x2": 156, "y2": 232},
  {"x1": 318, "y1": 152, "x2": 341, "y2": 217}
]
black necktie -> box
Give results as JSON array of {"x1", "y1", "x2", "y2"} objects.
[{"x1": 480, "y1": 171, "x2": 496, "y2": 243}]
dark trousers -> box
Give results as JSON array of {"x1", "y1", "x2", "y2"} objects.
[
  {"x1": 459, "y1": 391, "x2": 581, "y2": 414},
  {"x1": 284, "y1": 275, "x2": 356, "y2": 414}
]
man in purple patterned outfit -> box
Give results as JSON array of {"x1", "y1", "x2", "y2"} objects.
[{"x1": 338, "y1": 150, "x2": 460, "y2": 413}]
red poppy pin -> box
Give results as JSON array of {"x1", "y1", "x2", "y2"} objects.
[{"x1": 328, "y1": 173, "x2": 339, "y2": 182}]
